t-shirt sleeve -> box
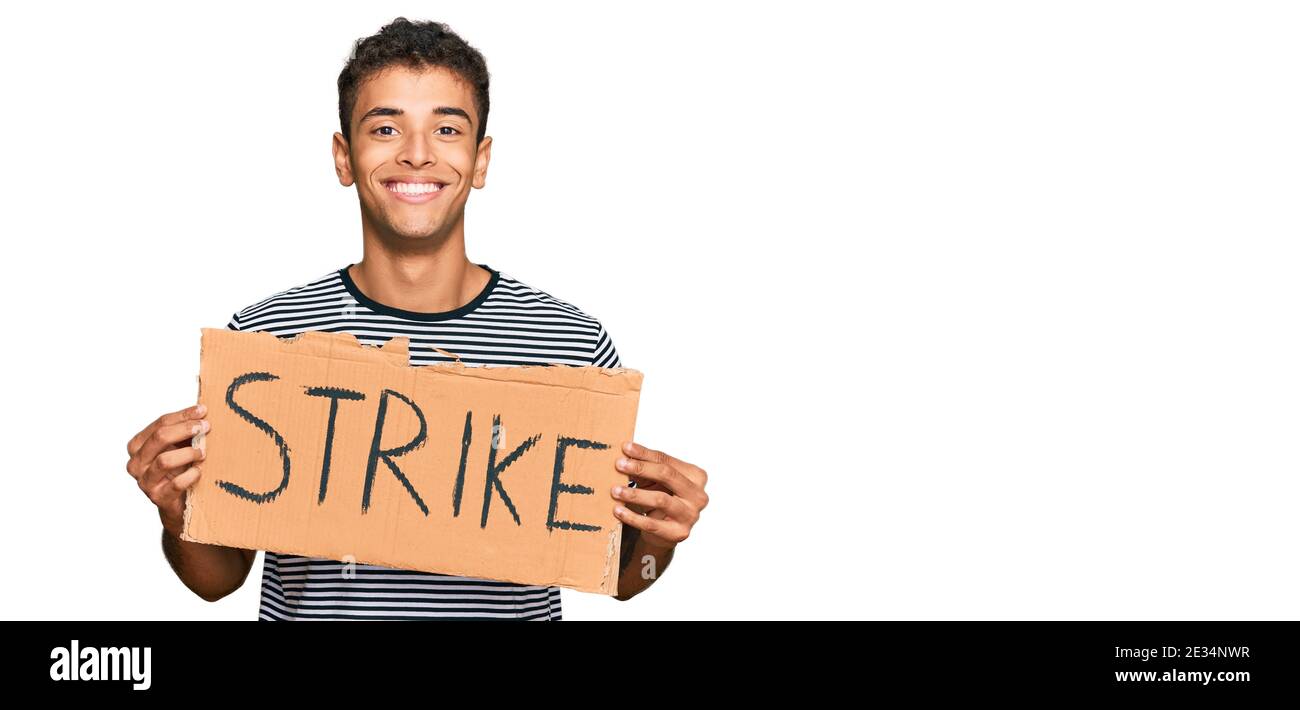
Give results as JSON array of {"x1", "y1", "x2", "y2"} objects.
[
  {"x1": 226, "y1": 311, "x2": 242, "y2": 332},
  {"x1": 592, "y1": 322, "x2": 622, "y2": 368}
]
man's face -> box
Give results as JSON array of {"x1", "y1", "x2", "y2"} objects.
[{"x1": 333, "y1": 65, "x2": 491, "y2": 244}]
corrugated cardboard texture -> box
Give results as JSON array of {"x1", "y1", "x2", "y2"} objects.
[{"x1": 180, "y1": 328, "x2": 643, "y2": 595}]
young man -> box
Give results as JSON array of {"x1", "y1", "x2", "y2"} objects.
[{"x1": 124, "y1": 18, "x2": 709, "y2": 620}]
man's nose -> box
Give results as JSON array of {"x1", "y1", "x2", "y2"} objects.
[{"x1": 398, "y1": 131, "x2": 437, "y2": 167}]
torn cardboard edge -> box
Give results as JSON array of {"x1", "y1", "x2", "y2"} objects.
[{"x1": 213, "y1": 329, "x2": 641, "y2": 392}]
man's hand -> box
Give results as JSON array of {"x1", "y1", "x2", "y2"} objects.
[
  {"x1": 127, "y1": 403, "x2": 255, "y2": 602},
  {"x1": 610, "y1": 441, "x2": 708, "y2": 550},
  {"x1": 126, "y1": 403, "x2": 210, "y2": 538}
]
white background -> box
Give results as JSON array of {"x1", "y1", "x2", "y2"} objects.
[{"x1": 0, "y1": 1, "x2": 1296, "y2": 620}]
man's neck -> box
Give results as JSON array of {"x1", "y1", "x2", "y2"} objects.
[{"x1": 348, "y1": 241, "x2": 490, "y2": 314}]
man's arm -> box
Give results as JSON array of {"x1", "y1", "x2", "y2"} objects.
[
  {"x1": 161, "y1": 531, "x2": 256, "y2": 602},
  {"x1": 615, "y1": 523, "x2": 675, "y2": 601}
]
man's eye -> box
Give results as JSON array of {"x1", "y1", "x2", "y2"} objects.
[
  {"x1": 373, "y1": 126, "x2": 396, "y2": 136},
  {"x1": 438, "y1": 126, "x2": 460, "y2": 135}
]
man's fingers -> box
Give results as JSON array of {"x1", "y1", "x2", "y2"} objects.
[
  {"x1": 169, "y1": 465, "x2": 202, "y2": 493},
  {"x1": 130, "y1": 418, "x2": 210, "y2": 481},
  {"x1": 619, "y1": 457, "x2": 709, "y2": 512},
  {"x1": 149, "y1": 464, "x2": 200, "y2": 499},
  {"x1": 128, "y1": 404, "x2": 207, "y2": 458},
  {"x1": 128, "y1": 404, "x2": 204, "y2": 457},
  {"x1": 615, "y1": 506, "x2": 688, "y2": 543},
  {"x1": 139, "y1": 445, "x2": 206, "y2": 492},
  {"x1": 622, "y1": 440, "x2": 708, "y2": 488},
  {"x1": 611, "y1": 485, "x2": 696, "y2": 524},
  {"x1": 148, "y1": 465, "x2": 198, "y2": 516},
  {"x1": 621, "y1": 440, "x2": 669, "y2": 465},
  {"x1": 616, "y1": 456, "x2": 698, "y2": 503}
]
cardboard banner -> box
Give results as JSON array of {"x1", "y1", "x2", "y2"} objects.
[{"x1": 180, "y1": 328, "x2": 643, "y2": 595}]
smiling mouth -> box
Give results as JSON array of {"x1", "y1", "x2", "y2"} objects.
[{"x1": 383, "y1": 180, "x2": 447, "y2": 203}]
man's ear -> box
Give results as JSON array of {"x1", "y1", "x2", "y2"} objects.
[
  {"x1": 472, "y1": 135, "x2": 492, "y2": 189},
  {"x1": 332, "y1": 132, "x2": 355, "y2": 187}
]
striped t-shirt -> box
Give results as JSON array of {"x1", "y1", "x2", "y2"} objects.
[{"x1": 224, "y1": 262, "x2": 622, "y2": 620}]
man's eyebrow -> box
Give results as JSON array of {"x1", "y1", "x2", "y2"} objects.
[{"x1": 359, "y1": 106, "x2": 473, "y2": 125}]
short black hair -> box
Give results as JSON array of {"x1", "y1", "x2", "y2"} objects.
[{"x1": 337, "y1": 18, "x2": 491, "y2": 145}]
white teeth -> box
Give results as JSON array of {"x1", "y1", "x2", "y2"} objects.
[{"x1": 387, "y1": 182, "x2": 443, "y2": 194}]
